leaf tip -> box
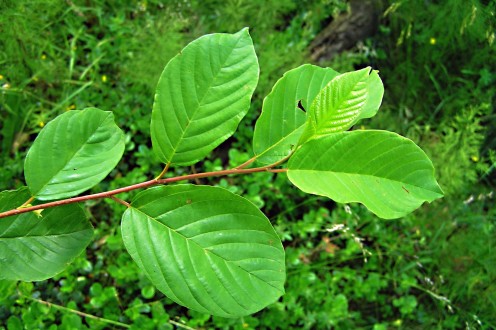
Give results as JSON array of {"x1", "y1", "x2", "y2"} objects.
[
  {"x1": 236, "y1": 27, "x2": 251, "y2": 38},
  {"x1": 433, "y1": 183, "x2": 444, "y2": 198}
]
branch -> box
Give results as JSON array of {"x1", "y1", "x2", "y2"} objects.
[{"x1": 0, "y1": 165, "x2": 287, "y2": 219}]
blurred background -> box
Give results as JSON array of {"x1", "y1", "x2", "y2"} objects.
[{"x1": 0, "y1": 0, "x2": 495, "y2": 329}]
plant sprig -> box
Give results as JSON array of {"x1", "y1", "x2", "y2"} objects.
[{"x1": 0, "y1": 28, "x2": 442, "y2": 318}]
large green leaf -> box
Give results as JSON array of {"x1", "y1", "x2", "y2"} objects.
[
  {"x1": 299, "y1": 67, "x2": 384, "y2": 144},
  {"x1": 288, "y1": 131, "x2": 443, "y2": 219},
  {"x1": 252, "y1": 64, "x2": 339, "y2": 165},
  {"x1": 24, "y1": 108, "x2": 125, "y2": 200},
  {"x1": 151, "y1": 28, "x2": 259, "y2": 166},
  {"x1": 0, "y1": 188, "x2": 93, "y2": 281},
  {"x1": 121, "y1": 185, "x2": 285, "y2": 317}
]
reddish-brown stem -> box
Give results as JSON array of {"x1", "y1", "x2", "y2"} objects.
[
  {"x1": 0, "y1": 164, "x2": 285, "y2": 219},
  {"x1": 268, "y1": 168, "x2": 288, "y2": 173},
  {"x1": 1, "y1": 179, "x2": 157, "y2": 219}
]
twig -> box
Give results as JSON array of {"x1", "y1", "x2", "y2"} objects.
[{"x1": 0, "y1": 161, "x2": 286, "y2": 219}]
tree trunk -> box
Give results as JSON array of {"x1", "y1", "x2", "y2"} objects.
[{"x1": 310, "y1": 0, "x2": 382, "y2": 63}]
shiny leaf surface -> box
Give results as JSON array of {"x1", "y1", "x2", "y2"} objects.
[
  {"x1": 288, "y1": 131, "x2": 443, "y2": 219},
  {"x1": 151, "y1": 28, "x2": 259, "y2": 166},
  {"x1": 0, "y1": 188, "x2": 93, "y2": 281},
  {"x1": 121, "y1": 185, "x2": 285, "y2": 317},
  {"x1": 24, "y1": 108, "x2": 125, "y2": 200}
]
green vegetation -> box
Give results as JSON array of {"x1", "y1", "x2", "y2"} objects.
[
  {"x1": 0, "y1": 26, "x2": 442, "y2": 320},
  {"x1": 0, "y1": 0, "x2": 494, "y2": 329}
]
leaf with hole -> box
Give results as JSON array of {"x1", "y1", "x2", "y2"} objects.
[
  {"x1": 253, "y1": 64, "x2": 339, "y2": 165},
  {"x1": 299, "y1": 67, "x2": 384, "y2": 143},
  {"x1": 0, "y1": 188, "x2": 93, "y2": 281},
  {"x1": 121, "y1": 185, "x2": 285, "y2": 317},
  {"x1": 24, "y1": 108, "x2": 125, "y2": 200},
  {"x1": 151, "y1": 28, "x2": 259, "y2": 166},
  {"x1": 288, "y1": 130, "x2": 443, "y2": 219}
]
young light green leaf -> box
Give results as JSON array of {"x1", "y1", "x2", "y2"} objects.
[
  {"x1": 361, "y1": 70, "x2": 384, "y2": 119},
  {"x1": 299, "y1": 67, "x2": 384, "y2": 144},
  {"x1": 24, "y1": 108, "x2": 125, "y2": 200},
  {"x1": 0, "y1": 188, "x2": 93, "y2": 281},
  {"x1": 151, "y1": 28, "x2": 259, "y2": 166},
  {"x1": 253, "y1": 64, "x2": 339, "y2": 165},
  {"x1": 288, "y1": 131, "x2": 443, "y2": 219},
  {"x1": 121, "y1": 185, "x2": 285, "y2": 317}
]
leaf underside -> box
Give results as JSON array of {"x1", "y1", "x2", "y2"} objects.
[
  {"x1": 288, "y1": 131, "x2": 443, "y2": 219},
  {"x1": 253, "y1": 64, "x2": 339, "y2": 165},
  {"x1": 24, "y1": 107, "x2": 125, "y2": 200},
  {"x1": 121, "y1": 185, "x2": 285, "y2": 317},
  {"x1": 0, "y1": 188, "x2": 93, "y2": 281},
  {"x1": 151, "y1": 28, "x2": 259, "y2": 166}
]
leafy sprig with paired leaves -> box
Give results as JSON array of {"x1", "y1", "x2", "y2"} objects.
[{"x1": 0, "y1": 28, "x2": 443, "y2": 317}]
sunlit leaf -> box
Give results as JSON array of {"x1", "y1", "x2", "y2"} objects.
[
  {"x1": 121, "y1": 185, "x2": 285, "y2": 317},
  {"x1": 288, "y1": 131, "x2": 443, "y2": 219},
  {"x1": 151, "y1": 28, "x2": 259, "y2": 166},
  {"x1": 24, "y1": 108, "x2": 125, "y2": 200},
  {"x1": 0, "y1": 188, "x2": 93, "y2": 281},
  {"x1": 299, "y1": 67, "x2": 384, "y2": 143},
  {"x1": 253, "y1": 64, "x2": 339, "y2": 165}
]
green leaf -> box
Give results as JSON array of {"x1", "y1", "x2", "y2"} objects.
[
  {"x1": 24, "y1": 108, "x2": 125, "y2": 200},
  {"x1": 299, "y1": 67, "x2": 384, "y2": 143},
  {"x1": 361, "y1": 70, "x2": 384, "y2": 119},
  {"x1": 121, "y1": 185, "x2": 285, "y2": 317},
  {"x1": 0, "y1": 279, "x2": 17, "y2": 300},
  {"x1": 0, "y1": 188, "x2": 93, "y2": 281},
  {"x1": 253, "y1": 64, "x2": 339, "y2": 165},
  {"x1": 151, "y1": 28, "x2": 259, "y2": 166},
  {"x1": 288, "y1": 131, "x2": 443, "y2": 219}
]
